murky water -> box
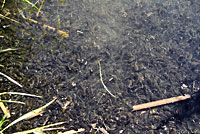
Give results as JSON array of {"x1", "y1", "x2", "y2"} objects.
[{"x1": 1, "y1": 0, "x2": 200, "y2": 133}]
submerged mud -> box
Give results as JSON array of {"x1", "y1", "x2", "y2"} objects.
[{"x1": 1, "y1": 0, "x2": 200, "y2": 133}]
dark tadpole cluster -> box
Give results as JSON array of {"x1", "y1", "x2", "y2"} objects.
[{"x1": 3, "y1": 0, "x2": 200, "y2": 133}]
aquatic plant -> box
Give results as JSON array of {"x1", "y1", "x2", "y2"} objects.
[
  {"x1": 0, "y1": 115, "x2": 7, "y2": 130},
  {"x1": 21, "y1": 0, "x2": 38, "y2": 10},
  {"x1": 1, "y1": 0, "x2": 38, "y2": 10}
]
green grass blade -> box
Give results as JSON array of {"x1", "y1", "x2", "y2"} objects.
[
  {"x1": 1, "y1": 0, "x2": 6, "y2": 9},
  {"x1": 22, "y1": 0, "x2": 39, "y2": 10},
  {"x1": 1, "y1": 97, "x2": 57, "y2": 132},
  {"x1": 0, "y1": 114, "x2": 8, "y2": 128}
]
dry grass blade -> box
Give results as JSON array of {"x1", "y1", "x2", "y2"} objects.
[
  {"x1": 0, "y1": 92, "x2": 42, "y2": 98},
  {"x1": 0, "y1": 72, "x2": 23, "y2": 88},
  {"x1": 0, "y1": 99, "x2": 25, "y2": 119},
  {"x1": 0, "y1": 98, "x2": 11, "y2": 118},
  {"x1": 0, "y1": 48, "x2": 18, "y2": 68},
  {"x1": 1, "y1": 12, "x2": 69, "y2": 38},
  {"x1": 98, "y1": 61, "x2": 116, "y2": 98},
  {"x1": 0, "y1": 100, "x2": 25, "y2": 105},
  {"x1": 1, "y1": 97, "x2": 57, "y2": 133},
  {"x1": 58, "y1": 128, "x2": 85, "y2": 134},
  {"x1": 12, "y1": 122, "x2": 65, "y2": 134},
  {"x1": 36, "y1": 0, "x2": 45, "y2": 17},
  {"x1": 38, "y1": 127, "x2": 65, "y2": 131},
  {"x1": 27, "y1": 18, "x2": 69, "y2": 38},
  {"x1": 0, "y1": 14, "x2": 20, "y2": 24},
  {"x1": 99, "y1": 127, "x2": 109, "y2": 134},
  {"x1": 0, "y1": 48, "x2": 18, "y2": 53}
]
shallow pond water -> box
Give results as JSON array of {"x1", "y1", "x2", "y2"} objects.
[{"x1": 1, "y1": 0, "x2": 200, "y2": 133}]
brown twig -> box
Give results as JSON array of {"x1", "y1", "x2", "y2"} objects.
[
  {"x1": 27, "y1": 18, "x2": 69, "y2": 38},
  {"x1": 132, "y1": 94, "x2": 191, "y2": 111},
  {"x1": 0, "y1": 13, "x2": 69, "y2": 38}
]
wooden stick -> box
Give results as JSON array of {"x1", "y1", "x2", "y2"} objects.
[{"x1": 132, "y1": 94, "x2": 191, "y2": 111}]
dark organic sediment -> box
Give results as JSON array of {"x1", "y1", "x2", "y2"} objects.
[{"x1": 1, "y1": 0, "x2": 200, "y2": 133}]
